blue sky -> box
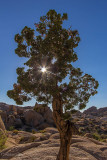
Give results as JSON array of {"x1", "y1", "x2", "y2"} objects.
[{"x1": 0, "y1": 0, "x2": 107, "y2": 109}]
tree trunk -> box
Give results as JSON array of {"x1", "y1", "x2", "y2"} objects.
[
  {"x1": 56, "y1": 127, "x2": 72, "y2": 160},
  {"x1": 52, "y1": 95, "x2": 73, "y2": 160}
]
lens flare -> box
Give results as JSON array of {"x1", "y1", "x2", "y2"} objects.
[{"x1": 41, "y1": 67, "x2": 46, "y2": 73}]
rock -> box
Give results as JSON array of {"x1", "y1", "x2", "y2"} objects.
[
  {"x1": 0, "y1": 110, "x2": 7, "y2": 123},
  {"x1": 15, "y1": 118, "x2": 23, "y2": 128},
  {"x1": 0, "y1": 102, "x2": 9, "y2": 111},
  {"x1": 24, "y1": 109, "x2": 44, "y2": 127},
  {"x1": 17, "y1": 108, "x2": 24, "y2": 115},
  {"x1": 8, "y1": 105, "x2": 17, "y2": 115},
  {"x1": 34, "y1": 103, "x2": 55, "y2": 127},
  {"x1": 0, "y1": 129, "x2": 107, "y2": 160},
  {"x1": 37, "y1": 122, "x2": 51, "y2": 130},
  {"x1": 43, "y1": 108, "x2": 54, "y2": 124},
  {"x1": 7, "y1": 115, "x2": 15, "y2": 128},
  {"x1": 84, "y1": 133, "x2": 93, "y2": 138},
  {"x1": 83, "y1": 106, "x2": 97, "y2": 115},
  {"x1": 0, "y1": 102, "x2": 107, "y2": 137},
  {"x1": 45, "y1": 127, "x2": 58, "y2": 134},
  {"x1": 0, "y1": 115, "x2": 6, "y2": 131},
  {"x1": 49, "y1": 133, "x2": 60, "y2": 139}
]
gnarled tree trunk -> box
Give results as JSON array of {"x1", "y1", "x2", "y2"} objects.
[
  {"x1": 56, "y1": 124, "x2": 72, "y2": 160},
  {"x1": 52, "y1": 95, "x2": 73, "y2": 160}
]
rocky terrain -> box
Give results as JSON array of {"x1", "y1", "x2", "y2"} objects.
[
  {"x1": 0, "y1": 102, "x2": 107, "y2": 141},
  {"x1": 0, "y1": 103, "x2": 107, "y2": 159},
  {"x1": 0, "y1": 102, "x2": 55, "y2": 131},
  {"x1": 72, "y1": 106, "x2": 107, "y2": 141},
  {"x1": 0, "y1": 127, "x2": 107, "y2": 160},
  {"x1": 0, "y1": 103, "x2": 107, "y2": 139}
]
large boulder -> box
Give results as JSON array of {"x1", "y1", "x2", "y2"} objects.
[
  {"x1": 17, "y1": 108, "x2": 24, "y2": 115},
  {"x1": 37, "y1": 122, "x2": 51, "y2": 130},
  {"x1": 7, "y1": 115, "x2": 15, "y2": 128},
  {"x1": 34, "y1": 103, "x2": 54, "y2": 125},
  {"x1": 15, "y1": 118, "x2": 23, "y2": 128},
  {"x1": 43, "y1": 108, "x2": 54, "y2": 124},
  {"x1": 24, "y1": 110, "x2": 44, "y2": 127},
  {"x1": 83, "y1": 106, "x2": 98, "y2": 116},
  {"x1": 0, "y1": 102, "x2": 9, "y2": 111},
  {"x1": 0, "y1": 115, "x2": 6, "y2": 131},
  {"x1": 0, "y1": 110, "x2": 7, "y2": 123},
  {"x1": 7, "y1": 105, "x2": 17, "y2": 116}
]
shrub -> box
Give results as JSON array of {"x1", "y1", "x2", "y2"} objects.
[
  {"x1": 13, "y1": 129, "x2": 18, "y2": 134},
  {"x1": 92, "y1": 133, "x2": 100, "y2": 140},
  {"x1": 9, "y1": 126, "x2": 15, "y2": 131},
  {"x1": 30, "y1": 136, "x2": 36, "y2": 142},
  {"x1": 0, "y1": 132, "x2": 7, "y2": 150},
  {"x1": 19, "y1": 136, "x2": 36, "y2": 143},
  {"x1": 101, "y1": 134, "x2": 107, "y2": 139},
  {"x1": 32, "y1": 129, "x2": 37, "y2": 134},
  {"x1": 39, "y1": 130, "x2": 46, "y2": 133}
]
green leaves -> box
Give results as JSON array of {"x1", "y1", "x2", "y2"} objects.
[
  {"x1": 7, "y1": 9, "x2": 99, "y2": 110},
  {"x1": 16, "y1": 67, "x2": 24, "y2": 75},
  {"x1": 15, "y1": 44, "x2": 27, "y2": 57},
  {"x1": 15, "y1": 34, "x2": 23, "y2": 43},
  {"x1": 7, "y1": 84, "x2": 31, "y2": 105},
  {"x1": 79, "y1": 103, "x2": 86, "y2": 110},
  {"x1": 21, "y1": 26, "x2": 34, "y2": 45},
  {"x1": 62, "y1": 13, "x2": 68, "y2": 20}
]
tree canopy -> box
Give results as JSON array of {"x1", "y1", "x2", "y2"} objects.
[{"x1": 7, "y1": 10, "x2": 99, "y2": 116}]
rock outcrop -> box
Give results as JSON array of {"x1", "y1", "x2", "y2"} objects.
[
  {"x1": 0, "y1": 102, "x2": 55, "y2": 131},
  {"x1": 0, "y1": 115, "x2": 6, "y2": 131},
  {"x1": 0, "y1": 127, "x2": 107, "y2": 160},
  {"x1": 83, "y1": 106, "x2": 107, "y2": 117},
  {"x1": 0, "y1": 102, "x2": 107, "y2": 138}
]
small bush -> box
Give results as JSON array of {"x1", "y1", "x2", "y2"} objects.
[
  {"x1": 0, "y1": 132, "x2": 7, "y2": 150},
  {"x1": 39, "y1": 130, "x2": 46, "y2": 133},
  {"x1": 19, "y1": 136, "x2": 36, "y2": 143},
  {"x1": 92, "y1": 133, "x2": 100, "y2": 140},
  {"x1": 101, "y1": 134, "x2": 107, "y2": 139},
  {"x1": 32, "y1": 129, "x2": 37, "y2": 134},
  {"x1": 30, "y1": 136, "x2": 36, "y2": 142},
  {"x1": 9, "y1": 126, "x2": 15, "y2": 131},
  {"x1": 13, "y1": 130, "x2": 18, "y2": 134}
]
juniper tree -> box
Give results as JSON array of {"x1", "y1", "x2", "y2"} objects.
[{"x1": 7, "y1": 10, "x2": 99, "y2": 160}]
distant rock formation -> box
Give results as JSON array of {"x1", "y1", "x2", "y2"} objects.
[
  {"x1": 83, "y1": 106, "x2": 107, "y2": 117},
  {"x1": 0, "y1": 102, "x2": 55, "y2": 131},
  {"x1": 83, "y1": 106, "x2": 97, "y2": 115},
  {"x1": 0, "y1": 102, "x2": 107, "y2": 135}
]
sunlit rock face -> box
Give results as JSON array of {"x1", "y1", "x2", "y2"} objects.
[
  {"x1": 0, "y1": 102, "x2": 107, "y2": 136},
  {"x1": 0, "y1": 102, "x2": 55, "y2": 131},
  {"x1": 83, "y1": 106, "x2": 97, "y2": 115},
  {"x1": 24, "y1": 109, "x2": 44, "y2": 127}
]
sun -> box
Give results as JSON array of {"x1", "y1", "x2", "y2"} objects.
[{"x1": 41, "y1": 67, "x2": 46, "y2": 73}]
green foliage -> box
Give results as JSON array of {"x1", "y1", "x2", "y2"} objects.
[
  {"x1": 12, "y1": 129, "x2": 18, "y2": 134},
  {"x1": 79, "y1": 127, "x2": 85, "y2": 135},
  {"x1": 20, "y1": 135, "x2": 36, "y2": 143},
  {"x1": 39, "y1": 129, "x2": 46, "y2": 133},
  {"x1": 32, "y1": 129, "x2": 37, "y2": 134},
  {"x1": 7, "y1": 9, "x2": 99, "y2": 117},
  {"x1": 0, "y1": 132, "x2": 7, "y2": 150},
  {"x1": 92, "y1": 132, "x2": 107, "y2": 142},
  {"x1": 92, "y1": 132, "x2": 101, "y2": 140},
  {"x1": 9, "y1": 126, "x2": 15, "y2": 131},
  {"x1": 29, "y1": 136, "x2": 36, "y2": 142}
]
